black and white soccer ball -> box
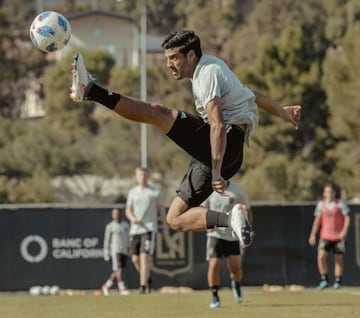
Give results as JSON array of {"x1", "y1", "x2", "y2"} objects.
[{"x1": 29, "y1": 11, "x2": 71, "y2": 53}]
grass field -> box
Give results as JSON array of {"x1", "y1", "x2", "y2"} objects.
[{"x1": 1, "y1": 287, "x2": 359, "y2": 318}]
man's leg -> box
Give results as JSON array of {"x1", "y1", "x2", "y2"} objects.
[
  {"x1": 139, "y1": 253, "x2": 151, "y2": 292},
  {"x1": 102, "y1": 272, "x2": 114, "y2": 296},
  {"x1": 167, "y1": 196, "x2": 253, "y2": 248},
  {"x1": 226, "y1": 254, "x2": 243, "y2": 303},
  {"x1": 132, "y1": 254, "x2": 148, "y2": 294},
  {"x1": 117, "y1": 254, "x2": 130, "y2": 295},
  {"x1": 102, "y1": 253, "x2": 118, "y2": 296},
  {"x1": 70, "y1": 52, "x2": 177, "y2": 133},
  {"x1": 333, "y1": 253, "x2": 344, "y2": 289},
  {"x1": 167, "y1": 197, "x2": 208, "y2": 231},
  {"x1": 137, "y1": 233, "x2": 155, "y2": 294},
  {"x1": 316, "y1": 249, "x2": 329, "y2": 290},
  {"x1": 208, "y1": 257, "x2": 221, "y2": 287},
  {"x1": 131, "y1": 254, "x2": 140, "y2": 272},
  {"x1": 317, "y1": 250, "x2": 328, "y2": 277},
  {"x1": 117, "y1": 268, "x2": 130, "y2": 295},
  {"x1": 166, "y1": 159, "x2": 229, "y2": 232},
  {"x1": 208, "y1": 257, "x2": 221, "y2": 308}
]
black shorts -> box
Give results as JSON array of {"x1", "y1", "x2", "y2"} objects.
[
  {"x1": 130, "y1": 232, "x2": 156, "y2": 256},
  {"x1": 167, "y1": 111, "x2": 244, "y2": 207},
  {"x1": 318, "y1": 239, "x2": 345, "y2": 254},
  {"x1": 206, "y1": 237, "x2": 241, "y2": 260},
  {"x1": 111, "y1": 253, "x2": 128, "y2": 271}
]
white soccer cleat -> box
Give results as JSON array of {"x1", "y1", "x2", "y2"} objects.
[
  {"x1": 209, "y1": 298, "x2": 220, "y2": 309},
  {"x1": 230, "y1": 204, "x2": 254, "y2": 247},
  {"x1": 102, "y1": 284, "x2": 109, "y2": 296},
  {"x1": 119, "y1": 288, "x2": 130, "y2": 296},
  {"x1": 70, "y1": 51, "x2": 94, "y2": 102},
  {"x1": 232, "y1": 286, "x2": 243, "y2": 303}
]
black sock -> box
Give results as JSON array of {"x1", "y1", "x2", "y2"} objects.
[
  {"x1": 210, "y1": 286, "x2": 219, "y2": 298},
  {"x1": 231, "y1": 280, "x2": 240, "y2": 289},
  {"x1": 335, "y1": 276, "x2": 342, "y2": 284},
  {"x1": 206, "y1": 210, "x2": 229, "y2": 229},
  {"x1": 87, "y1": 83, "x2": 121, "y2": 110},
  {"x1": 320, "y1": 274, "x2": 328, "y2": 282}
]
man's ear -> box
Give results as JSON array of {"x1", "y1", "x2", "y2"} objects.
[{"x1": 187, "y1": 49, "x2": 197, "y2": 62}]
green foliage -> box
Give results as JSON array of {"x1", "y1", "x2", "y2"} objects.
[
  {"x1": 0, "y1": 169, "x2": 57, "y2": 203},
  {"x1": 1, "y1": 0, "x2": 360, "y2": 203},
  {"x1": 0, "y1": 0, "x2": 45, "y2": 117},
  {"x1": 322, "y1": 11, "x2": 360, "y2": 195}
]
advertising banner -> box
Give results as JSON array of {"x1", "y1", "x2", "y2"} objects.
[{"x1": 0, "y1": 204, "x2": 359, "y2": 291}]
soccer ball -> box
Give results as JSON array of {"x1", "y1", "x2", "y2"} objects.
[{"x1": 29, "y1": 11, "x2": 71, "y2": 53}]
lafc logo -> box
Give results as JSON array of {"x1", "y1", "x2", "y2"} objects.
[{"x1": 152, "y1": 231, "x2": 193, "y2": 277}]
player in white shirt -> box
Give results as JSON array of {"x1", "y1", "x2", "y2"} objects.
[
  {"x1": 102, "y1": 208, "x2": 130, "y2": 296},
  {"x1": 126, "y1": 167, "x2": 169, "y2": 294},
  {"x1": 203, "y1": 181, "x2": 253, "y2": 308}
]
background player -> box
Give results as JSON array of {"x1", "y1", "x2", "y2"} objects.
[
  {"x1": 308, "y1": 183, "x2": 351, "y2": 290},
  {"x1": 125, "y1": 167, "x2": 169, "y2": 294},
  {"x1": 203, "y1": 180, "x2": 253, "y2": 308},
  {"x1": 102, "y1": 208, "x2": 130, "y2": 296}
]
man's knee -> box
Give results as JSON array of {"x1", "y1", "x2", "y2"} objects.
[
  {"x1": 167, "y1": 196, "x2": 189, "y2": 231},
  {"x1": 166, "y1": 213, "x2": 185, "y2": 231},
  {"x1": 208, "y1": 259, "x2": 221, "y2": 272}
]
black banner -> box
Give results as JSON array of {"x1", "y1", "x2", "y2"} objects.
[{"x1": 0, "y1": 204, "x2": 359, "y2": 291}]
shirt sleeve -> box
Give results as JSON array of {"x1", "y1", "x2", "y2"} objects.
[
  {"x1": 338, "y1": 200, "x2": 350, "y2": 215},
  {"x1": 103, "y1": 224, "x2": 110, "y2": 256},
  {"x1": 314, "y1": 201, "x2": 322, "y2": 216},
  {"x1": 198, "y1": 65, "x2": 223, "y2": 109},
  {"x1": 126, "y1": 189, "x2": 134, "y2": 208}
]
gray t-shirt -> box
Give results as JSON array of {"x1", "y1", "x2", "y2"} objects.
[
  {"x1": 203, "y1": 182, "x2": 250, "y2": 241},
  {"x1": 192, "y1": 54, "x2": 258, "y2": 144},
  {"x1": 103, "y1": 220, "x2": 129, "y2": 256},
  {"x1": 126, "y1": 185, "x2": 162, "y2": 235}
]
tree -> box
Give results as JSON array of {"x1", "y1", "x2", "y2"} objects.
[
  {"x1": 322, "y1": 13, "x2": 360, "y2": 197},
  {"x1": 237, "y1": 19, "x2": 330, "y2": 200},
  {"x1": 0, "y1": 0, "x2": 46, "y2": 118}
]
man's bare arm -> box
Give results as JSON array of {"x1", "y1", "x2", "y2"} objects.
[
  {"x1": 206, "y1": 96, "x2": 227, "y2": 194},
  {"x1": 125, "y1": 205, "x2": 139, "y2": 224},
  {"x1": 253, "y1": 90, "x2": 301, "y2": 129}
]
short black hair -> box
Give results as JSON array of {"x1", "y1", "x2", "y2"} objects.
[{"x1": 161, "y1": 30, "x2": 202, "y2": 58}]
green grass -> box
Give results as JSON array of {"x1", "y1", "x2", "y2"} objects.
[{"x1": 1, "y1": 287, "x2": 359, "y2": 318}]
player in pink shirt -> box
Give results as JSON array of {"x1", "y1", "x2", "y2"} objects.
[{"x1": 308, "y1": 184, "x2": 350, "y2": 290}]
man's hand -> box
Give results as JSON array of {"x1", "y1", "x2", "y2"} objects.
[
  {"x1": 339, "y1": 231, "x2": 347, "y2": 240},
  {"x1": 284, "y1": 105, "x2": 302, "y2": 129},
  {"x1": 241, "y1": 226, "x2": 255, "y2": 249},
  {"x1": 308, "y1": 234, "x2": 316, "y2": 246},
  {"x1": 104, "y1": 254, "x2": 110, "y2": 262},
  {"x1": 252, "y1": 90, "x2": 302, "y2": 129},
  {"x1": 211, "y1": 175, "x2": 228, "y2": 195}
]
